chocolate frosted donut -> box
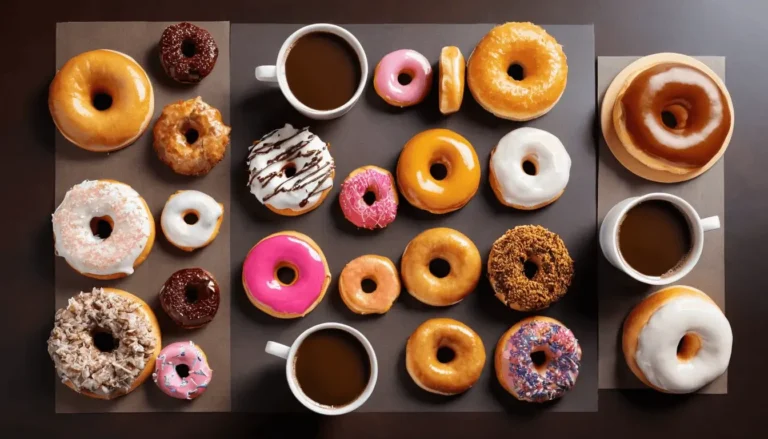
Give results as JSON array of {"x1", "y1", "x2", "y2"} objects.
[
  {"x1": 159, "y1": 22, "x2": 218, "y2": 83},
  {"x1": 160, "y1": 268, "x2": 220, "y2": 328}
]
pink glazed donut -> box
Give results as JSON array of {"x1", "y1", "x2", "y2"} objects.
[
  {"x1": 153, "y1": 341, "x2": 213, "y2": 400},
  {"x1": 374, "y1": 49, "x2": 433, "y2": 107},
  {"x1": 242, "y1": 231, "x2": 331, "y2": 319},
  {"x1": 339, "y1": 166, "x2": 399, "y2": 230}
]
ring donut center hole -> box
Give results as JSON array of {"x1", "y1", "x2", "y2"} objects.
[
  {"x1": 363, "y1": 190, "x2": 377, "y2": 206},
  {"x1": 436, "y1": 346, "x2": 456, "y2": 364},
  {"x1": 89, "y1": 216, "x2": 114, "y2": 239},
  {"x1": 522, "y1": 258, "x2": 539, "y2": 279},
  {"x1": 276, "y1": 264, "x2": 298, "y2": 286},
  {"x1": 283, "y1": 163, "x2": 297, "y2": 178},
  {"x1": 507, "y1": 63, "x2": 525, "y2": 81},
  {"x1": 397, "y1": 72, "x2": 413, "y2": 86},
  {"x1": 429, "y1": 162, "x2": 448, "y2": 181},
  {"x1": 677, "y1": 333, "x2": 702, "y2": 361},
  {"x1": 91, "y1": 328, "x2": 119, "y2": 353},
  {"x1": 185, "y1": 282, "x2": 210, "y2": 304},
  {"x1": 183, "y1": 212, "x2": 199, "y2": 225},
  {"x1": 175, "y1": 364, "x2": 191, "y2": 378},
  {"x1": 522, "y1": 158, "x2": 538, "y2": 176},
  {"x1": 181, "y1": 39, "x2": 197, "y2": 58},
  {"x1": 530, "y1": 349, "x2": 548, "y2": 372},
  {"x1": 661, "y1": 104, "x2": 689, "y2": 130},
  {"x1": 429, "y1": 258, "x2": 451, "y2": 278},
  {"x1": 181, "y1": 122, "x2": 200, "y2": 145},
  {"x1": 361, "y1": 278, "x2": 378, "y2": 294},
  {"x1": 91, "y1": 91, "x2": 113, "y2": 111}
]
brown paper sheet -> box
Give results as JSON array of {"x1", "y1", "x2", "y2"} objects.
[
  {"x1": 597, "y1": 57, "x2": 726, "y2": 393},
  {"x1": 54, "y1": 22, "x2": 231, "y2": 412}
]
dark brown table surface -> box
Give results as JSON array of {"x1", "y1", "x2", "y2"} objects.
[{"x1": 3, "y1": 0, "x2": 766, "y2": 437}]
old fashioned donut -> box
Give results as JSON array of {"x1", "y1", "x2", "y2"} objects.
[
  {"x1": 52, "y1": 179, "x2": 155, "y2": 279},
  {"x1": 467, "y1": 22, "x2": 567, "y2": 121},
  {"x1": 439, "y1": 46, "x2": 465, "y2": 115},
  {"x1": 396, "y1": 129, "x2": 480, "y2": 214},
  {"x1": 49, "y1": 49, "x2": 154, "y2": 152},
  {"x1": 495, "y1": 316, "x2": 582, "y2": 402},
  {"x1": 374, "y1": 49, "x2": 432, "y2": 107},
  {"x1": 160, "y1": 268, "x2": 221, "y2": 329},
  {"x1": 406, "y1": 318, "x2": 486, "y2": 395},
  {"x1": 488, "y1": 225, "x2": 573, "y2": 312},
  {"x1": 161, "y1": 190, "x2": 223, "y2": 251},
  {"x1": 153, "y1": 97, "x2": 231, "y2": 176},
  {"x1": 623, "y1": 285, "x2": 732, "y2": 393},
  {"x1": 339, "y1": 255, "x2": 400, "y2": 315},
  {"x1": 159, "y1": 22, "x2": 219, "y2": 84},
  {"x1": 339, "y1": 166, "x2": 398, "y2": 230},
  {"x1": 401, "y1": 228, "x2": 481, "y2": 306},
  {"x1": 47, "y1": 288, "x2": 161, "y2": 400},
  {"x1": 153, "y1": 341, "x2": 213, "y2": 400}
]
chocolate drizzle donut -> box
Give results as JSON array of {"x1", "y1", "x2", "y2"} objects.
[
  {"x1": 159, "y1": 268, "x2": 220, "y2": 328},
  {"x1": 159, "y1": 22, "x2": 218, "y2": 83}
]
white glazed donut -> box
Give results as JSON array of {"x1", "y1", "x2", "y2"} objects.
[
  {"x1": 160, "y1": 190, "x2": 223, "y2": 251},
  {"x1": 489, "y1": 127, "x2": 571, "y2": 210}
]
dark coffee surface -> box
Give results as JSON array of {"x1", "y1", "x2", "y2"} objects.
[
  {"x1": 285, "y1": 32, "x2": 361, "y2": 111},
  {"x1": 294, "y1": 329, "x2": 371, "y2": 407}
]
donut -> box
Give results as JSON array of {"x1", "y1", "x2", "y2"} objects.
[
  {"x1": 160, "y1": 190, "x2": 223, "y2": 251},
  {"x1": 623, "y1": 285, "x2": 732, "y2": 393},
  {"x1": 153, "y1": 97, "x2": 231, "y2": 176},
  {"x1": 467, "y1": 22, "x2": 567, "y2": 121},
  {"x1": 374, "y1": 49, "x2": 432, "y2": 107},
  {"x1": 613, "y1": 62, "x2": 733, "y2": 174},
  {"x1": 159, "y1": 22, "x2": 219, "y2": 84},
  {"x1": 159, "y1": 268, "x2": 221, "y2": 329},
  {"x1": 488, "y1": 226, "x2": 573, "y2": 312},
  {"x1": 47, "y1": 288, "x2": 161, "y2": 400},
  {"x1": 339, "y1": 255, "x2": 400, "y2": 315},
  {"x1": 401, "y1": 228, "x2": 481, "y2": 306},
  {"x1": 52, "y1": 179, "x2": 155, "y2": 280},
  {"x1": 49, "y1": 49, "x2": 154, "y2": 152},
  {"x1": 153, "y1": 341, "x2": 213, "y2": 400},
  {"x1": 248, "y1": 124, "x2": 336, "y2": 216},
  {"x1": 495, "y1": 316, "x2": 581, "y2": 403},
  {"x1": 396, "y1": 129, "x2": 480, "y2": 214},
  {"x1": 242, "y1": 231, "x2": 331, "y2": 318},
  {"x1": 489, "y1": 127, "x2": 571, "y2": 210},
  {"x1": 439, "y1": 46, "x2": 465, "y2": 115},
  {"x1": 339, "y1": 166, "x2": 398, "y2": 230},
  {"x1": 406, "y1": 318, "x2": 486, "y2": 395}
]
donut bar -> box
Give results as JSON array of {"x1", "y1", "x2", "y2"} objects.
[
  {"x1": 161, "y1": 190, "x2": 223, "y2": 251},
  {"x1": 153, "y1": 341, "x2": 213, "y2": 400},
  {"x1": 339, "y1": 255, "x2": 401, "y2": 315},
  {"x1": 159, "y1": 22, "x2": 219, "y2": 83},
  {"x1": 374, "y1": 49, "x2": 432, "y2": 107},
  {"x1": 49, "y1": 49, "x2": 154, "y2": 152},
  {"x1": 439, "y1": 46, "x2": 465, "y2": 114},
  {"x1": 160, "y1": 268, "x2": 221, "y2": 329},
  {"x1": 623, "y1": 285, "x2": 732, "y2": 393},
  {"x1": 339, "y1": 166, "x2": 398, "y2": 230}
]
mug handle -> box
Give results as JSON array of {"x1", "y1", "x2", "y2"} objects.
[
  {"x1": 265, "y1": 341, "x2": 290, "y2": 359},
  {"x1": 255, "y1": 65, "x2": 278, "y2": 82},
  {"x1": 701, "y1": 215, "x2": 721, "y2": 232}
]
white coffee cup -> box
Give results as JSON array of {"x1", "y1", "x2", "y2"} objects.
[
  {"x1": 599, "y1": 192, "x2": 721, "y2": 285},
  {"x1": 265, "y1": 322, "x2": 378, "y2": 415},
  {"x1": 254, "y1": 23, "x2": 368, "y2": 120}
]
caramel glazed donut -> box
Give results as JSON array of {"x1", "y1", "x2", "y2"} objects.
[{"x1": 339, "y1": 255, "x2": 401, "y2": 315}]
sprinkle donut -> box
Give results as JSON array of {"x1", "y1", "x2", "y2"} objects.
[
  {"x1": 161, "y1": 190, "x2": 223, "y2": 251},
  {"x1": 339, "y1": 166, "x2": 398, "y2": 230},
  {"x1": 160, "y1": 268, "x2": 221, "y2": 329},
  {"x1": 159, "y1": 22, "x2": 219, "y2": 84},
  {"x1": 153, "y1": 341, "x2": 213, "y2": 400},
  {"x1": 374, "y1": 49, "x2": 432, "y2": 107}
]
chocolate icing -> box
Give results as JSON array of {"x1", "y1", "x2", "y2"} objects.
[
  {"x1": 159, "y1": 22, "x2": 218, "y2": 84},
  {"x1": 159, "y1": 268, "x2": 220, "y2": 328}
]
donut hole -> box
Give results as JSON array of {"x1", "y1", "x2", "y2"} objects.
[
  {"x1": 363, "y1": 190, "x2": 377, "y2": 206},
  {"x1": 677, "y1": 333, "x2": 702, "y2": 361},
  {"x1": 436, "y1": 346, "x2": 456, "y2": 364},
  {"x1": 523, "y1": 259, "x2": 539, "y2": 279},
  {"x1": 397, "y1": 72, "x2": 413, "y2": 86},
  {"x1": 91, "y1": 329, "x2": 119, "y2": 353},
  {"x1": 530, "y1": 349, "x2": 548, "y2": 372},
  {"x1": 89, "y1": 216, "x2": 114, "y2": 240},
  {"x1": 661, "y1": 104, "x2": 689, "y2": 130},
  {"x1": 507, "y1": 63, "x2": 525, "y2": 81},
  {"x1": 183, "y1": 212, "x2": 199, "y2": 225},
  {"x1": 185, "y1": 282, "x2": 211, "y2": 304},
  {"x1": 429, "y1": 163, "x2": 449, "y2": 181},
  {"x1": 181, "y1": 39, "x2": 197, "y2": 58},
  {"x1": 175, "y1": 364, "x2": 191, "y2": 378},
  {"x1": 91, "y1": 91, "x2": 113, "y2": 111},
  {"x1": 276, "y1": 264, "x2": 298, "y2": 286},
  {"x1": 361, "y1": 278, "x2": 377, "y2": 293},
  {"x1": 522, "y1": 160, "x2": 537, "y2": 176},
  {"x1": 283, "y1": 163, "x2": 297, "y2": 178},
  {"x1": 184, "y1": 127, "x2": 200, "y2": 145},
  {"x1": 429, "y1": 258, "x2": 451, "y2": 278}
]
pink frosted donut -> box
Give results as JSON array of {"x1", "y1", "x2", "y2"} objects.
[
  {"x1": 374, "y1": 49, "x2": 433, "y2": 107},
  {"x1": 339, "y1": 166, "x2": 399, "y2": 230},
  {"x1": 153, "y1": 341, "x2": 212, "y2": 400},
  {"x1": 242, "y1": 231, "x2": 331, "y2": 318}
]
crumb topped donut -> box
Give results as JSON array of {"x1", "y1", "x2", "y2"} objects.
[{"x1": 159, "y1": 22, "x2": 219, "y2": 83}]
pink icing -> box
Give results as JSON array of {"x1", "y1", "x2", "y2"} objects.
[
  {"x1": 340, "y1": 168, "x2": 398, "y2": 230},
  {"x1": 153, "y1": 341, "x2": 212, "y2": 400},
  {"x1": 243, "y1": 234, "x2": 328, "y2": 315},
  {"x1": 374, "y1": 49, "x2": 432, "y2": 107}
]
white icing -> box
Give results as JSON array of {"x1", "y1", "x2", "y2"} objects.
[
  {"x1": 160, "y1": 190, "x2": 223, "y2": 249},
  {"x1": 247, "y1": 124, "x2": 335, "y2": 213},
  {"x1": 52, "y1": 180, "x2": 151, "y2": 276},
  {"x1": 491, "y1": 127, "x2": 571, "y2": 208},
  {"x1": 635, "y1": 296, "x2": 732, "y2": 393}
]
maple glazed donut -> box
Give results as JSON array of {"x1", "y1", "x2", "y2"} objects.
[
  {"x1": 439, "y1": 46, "x2": 466, "y2": 115},
  {"x1": 339, "y1": 166, "x2": 398, "y2": 230},
  {"x1": 153, "y1": 341, "x2": 213, "y2": 400},
  {"x1": 160, "y1": 268, "x2": 221, "y2": 329},
  {"x1": 49, "y1": 49, "x2": 154, "y2": 152},
  {"x1": 159, "y1": 22, "x2": 219, "y2": 84},
  {"x1": 339, "y1": 255, "x2": 401, "y2": 315},
  {"x1": 467, "y1": 22, "x2": 567, "y2": 121},
  {"x1": 374, "y1": 49, "x2": 433, "y2": 107},
  {"x1": 161, "y1": 190, "x2": 223, "y2": 251}
]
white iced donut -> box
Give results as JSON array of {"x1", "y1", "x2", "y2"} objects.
[
  {"x1": 160, "y1": 190, "x2": 223, "y2": 251},
  {"x1": 623, "y1": 285, "x2": 733, "y2": 393},
  {"x1": 489, "y1": 127, "x2": 571, "y2": 210}
]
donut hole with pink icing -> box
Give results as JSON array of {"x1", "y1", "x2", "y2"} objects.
[{"x1": 339, "y1": 166, "x2": 399, "y2": 230}]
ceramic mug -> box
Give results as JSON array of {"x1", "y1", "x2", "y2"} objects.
[
  {"x1": 599, "y1": 192, "x2": 721, "y2": 285},
  {"x1": 265, "y1": 322, "x2": 378, "y2": 415},
  {"x1": 254, "y1": 23, "x2": 368, "y2": 120}
]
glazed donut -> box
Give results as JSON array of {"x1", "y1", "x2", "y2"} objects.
[
  {"x1": 47, "y1": 288, "x2": 161, "y2": 400},
  {"x1": 396, "y1": 129, "x2": 480, "y2": 214},
  {"x1": 49, "y1": 49, "x2": 154, "y2": 152},
  {"x1": 614, "y1": 62, "x2": 733, "y2": 174},
  {"x1": 242, "y1": 231, "x2": 331, "y2": 318},
  {"x1": 160, "y1": 268, "x2": 221, "y2": 329},
  {"x1": 401, "y1": 228, "x2": 481, "y2": 306},
  {"x1": 490, "y1": 127, "x2": 571, "y2": 210},
  {"x1": 159, "y1": 22, "x2": 219, "y2": 84},
  {"x1": 374, "y1": 49, "x2": 432, "y2": 107},
  {"x1": 406, "y1": 318, "x2": 486, "y2": 395},
  {"x1": 52, "y1": 179, "x2": 155, "y2": 279},
  {"x1": 248, "y1": 124, "x2": 336, "y2": 216},
  {"x1": 153, "y1": 97, "x2": 231, "y2": 176},
  {"x1": 495, "y1": 316, "x2": 581, "y2": 402},
  {"x1": 467, "y1": 22, "x2": 567, "y2": 121},
  {"x1": 339, "y1": 255, "x2": 400, "y2": 315},
  {"x1": 339, "y1": 166, "x2": 398, "y2": 230},
  {"x1": 488, "y1": 226, "x2": 573, "y2": 312},
  {"x1": 439, "y1": 46, "x2": 465, "y2": 115},
  {"x1": 623, "y1": 285, "x2": 732, "y2": 393},
  {"x1": 153, "y1": 341, "x2": 213, "y2": 400},
  {"x1": 161, "y1": 190, "x2": 223, "y2": 251}
]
